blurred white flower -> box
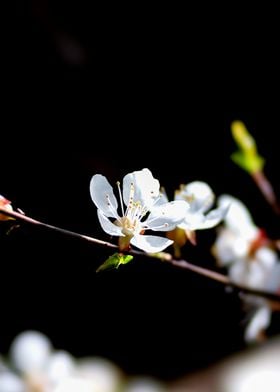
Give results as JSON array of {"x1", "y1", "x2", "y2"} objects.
[
  {"x1": 213, "y1": 195, "x2": 280, "y2": 342},
  {"x1": 9, "y1": 331, "x2": 52, "y2": 374},
  {"x1": 77, "y1": 357, "x2": 122, "y2": 392},
  {"x1": 90, "y1": 168, "x2": 189, "y2": 252},
  {"x1": 54, "y1": 377, "x2": 95, "y2": 392},
  {"x1": 46, "y1": 351, "x2": 76, "y2": 387},
  {"x1": 229, "y1": 247, "x2": 278, "y2": 290},
  {"x1": 176, "y1": 181, "x2": 227, "y2": 232},
  {"x1": 244, "y1": 305, "x2": 271, "y2": 343},
  {"x1": 0, "y1": 372, "x2": 26, "y2": 392},
  {"x1": 124, "y1": 376, "x2": 165, "y2": 392}
]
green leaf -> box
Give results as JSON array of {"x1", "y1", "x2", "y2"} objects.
[
  {"x1": 96, "y1": 253, "x2": 134, "y2": 273},
  {"x1": 230, "y1": 121, "x2": 265, "y2": 174},
  {"x1": 231, "y1": 121, "x2": 257, "y2": 154},
  {"x1": 231, "y1": 151, "x2": 265, "y2": 174}
]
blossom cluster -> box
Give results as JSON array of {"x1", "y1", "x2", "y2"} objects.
[
  {"x1": 213, "y1": 195, "x2": 280, "y2": 342},
  {"x1": 90, "y1": 168, "x2": 226, "y2": 253},
  {"x1": 0, "y1": 331, "x2": 165, "y2": 392}
]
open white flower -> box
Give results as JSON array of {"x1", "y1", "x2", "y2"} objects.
[
  {"x1": 90, "y1": 168, "x2": 189, "y2": 253},
  {"x1": 175, "y1": 181, "x2": 228, "y2": 231}
]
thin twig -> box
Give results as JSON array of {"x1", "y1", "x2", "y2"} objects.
[
  {"x1": 1, "y1": 207, "x2": 280, "y2": 302},
  {"x1": 169, "y1": 259, "x2": 280, "y2": 302},
  {"x1": 0, "y1": 207, "x2": 117, "y2": 249},
  {"x1": 252, "y1": 171, "x2": 280, "y2": 214}
]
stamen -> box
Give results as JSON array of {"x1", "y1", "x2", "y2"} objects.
[
  {"x1": 105, "y1": 194, "x2": 121, "y2": 223},
  {"x1": 125, "y1": 182, "x2": 135, "y2": 216},
  {"x1": 116, "y1": 181, "x2": 125, "y2": 216}
]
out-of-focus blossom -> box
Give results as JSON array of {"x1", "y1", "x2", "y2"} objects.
[
  {"x1": 166, "y1": 181, "x2": 227, "y2": 256},
  {"x1": 213, "y1": 194, "x2": 280, "y2": 342},
  {"x1": 10, "y1": 331, "x2": 52, "y2": 374},
  {"x1": 175, "y1": 181, "x2": 227, "y2": 232},
  {"x1": 0, "y1": 372, "x2": 26, "y2": 392},
  {"x1": 231, "y1": 121, "x2": 265, "y2": 175},
  {"x1": 124, "y1": 377, "x2": 165, "y2": 391},
  {"x1": 90, "y1": 169, "x2": 189, "y2": 253},
  {"x1": 2, "y1": 330, "x2": 168, "y2": 391},
  {"x1": 0, "y1": 195, "x2": 13, "y2": 221},
  {"x1": 76, "y1": 357, "x2": 123, "y2": 392}
]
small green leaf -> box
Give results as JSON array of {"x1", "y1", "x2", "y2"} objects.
[
  {"x1": 96, "y1": 253, "x2": 134, "y2": 273},
  {"x1": 231, "y1": 151, "x2": 265, "y2": 174}
]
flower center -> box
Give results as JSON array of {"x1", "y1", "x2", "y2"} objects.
[{"x1": 116, "y1": 181, "x2": 148, "y2": 235}]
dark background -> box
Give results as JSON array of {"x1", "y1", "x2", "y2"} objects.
[{"x1": 1, "y1": 1, "x2": 280, "y2": 381}]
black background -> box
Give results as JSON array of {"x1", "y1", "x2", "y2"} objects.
[{"x1": 1, "y1": 1, "x2": 280, "y2": 381}]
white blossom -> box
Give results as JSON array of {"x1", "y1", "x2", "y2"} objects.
[
  {"x1": 175, "y1": 181, "x2": 227, "y2": 232},
  {"x1": 9, "y1": 331, "x2": 52, "y2": 374},
  {"x1": 90, "y1": 168, "x2": 189, "y2": 252},
  {"x1": 213, "y1": 195, "x2": 280, "y2": 342}
]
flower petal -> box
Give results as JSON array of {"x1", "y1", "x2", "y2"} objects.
[
  {"x1": 90, "y1": 174, "x2": 119, "y2": 218},
  {"x1": 97, "y1": 210, "x2": 124, "y2": 237},
  {"x1": 178, "y1": 206, "x2": 227, "y2": 231},
  {"x1": 244, "y1": 306, "x2": 271, "y2": 343},
  {"x1": 218, "y1": 194, "x2": 258, "y2": 239},
  {"x1": 123, "y1": 168, "x2": 160, "y2": 208},
  {"x1": 212, "y1": 228, "x2": 249, "y2": 265},
  {"x1": 176, "y1": 181, "x2": 214, "y2": 213},
  {"x1": 266, "y1": 262, "x2": 280, "y2": 293},
  {"x1": 145, "y1": 201, "x2": 189, "y2": 231},
  {"x1": 131, "y1": 234, "x2": 173, "y2": 253}
]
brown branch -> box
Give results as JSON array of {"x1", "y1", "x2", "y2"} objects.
[
  {"x1": 169, "y1": 259, "x2": 280, "y2": 302},
  {"x1": 1, "y1": 207, "x2": 280, "y2": 302},
  {"x1": 251, "y1": 171, "x2": 280, "y2": 214},
  {"x1": 0, "y1": 207, "x2": 117, "y2": 249}
]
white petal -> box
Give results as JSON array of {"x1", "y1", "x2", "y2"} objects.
[
  {"x1": 125, "y1": 377, "x2": 164, "y2": 392},
  {"x1": 123, "y1": 169, "x2": 160, "y2": 208},
  {"x1": 266, "y1": 263, "x2": 280, "y2": 292},
  {"x1": 244, "y1": 306, "x2": 271, "y2": 343},
  {"x1": 146, "y1": 200, "x2": 189, "y2": 231},
  {"x1": 218, "y1": 194, "x2": 258, "y2": 239},
  {"x1": 212, "y1": 228, "x2": 239, "y2": 265},
  {"x1": 97, "y1": 210, "x2": 124, "y2": 237},
  {"x1": 0, "y1": 372, "x2": 26, "y2": 392},
  {"x1": 131, "y1": 235, "x2": 173, "y2": 252},
  {"x1": 178, "y1": 205, "x2": 227, "y2": 231},
  {"x1": 54, "y1": 378, "x2": 94, "y2": 392},
  {"x1": 156, "y1": 188, "x2": 169, "y2": 205},
  {"x1": 46, "y1": 351, "x2": 76, "y2": 385},
  {"x1": 229, "y1": 259, "x2": 267, "y2": 289},
  {"x1": 213, "y1": 228, "x2": 250, "y2": 265},
  {"x1": 229, "y1": 259, "x2": 249, "y2": 286},
  {"x1": 176, "y1": 181, "x2": 214, "y2": 213},
  {"x1": 255, "y1": 247, "x2": 278, "y2": 270},
  {"x1": 90, "y1": 174, "x2": 119, "y2": 218},
  {"x1": 10, "y1": 331, "x2": 52, "y2": 373}
]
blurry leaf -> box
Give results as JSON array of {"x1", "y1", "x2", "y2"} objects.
[
  {"x1": 231, "y1": 151, "x2": 265, "y2": 174},
  {"x1": 231, "y1": 121, "x2": 257, "y2": 154},
  {"x1": 96, "y1": 253, "x2": 133, "y2": 272},
  {"x1": 231, "y1": 121, "x2": 265, "y2": 174}
]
